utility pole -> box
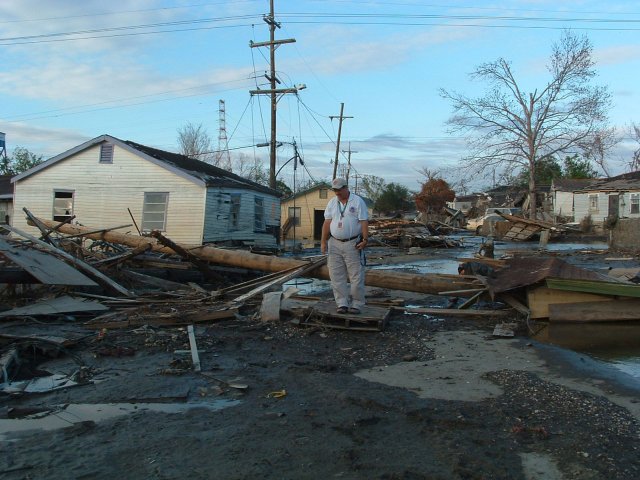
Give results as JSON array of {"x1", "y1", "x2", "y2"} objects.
[
  {"x1": 216, "y1": 100, "x2": 231, "y2": 170},
  {"x1": 342, "y1": 141, "x2": 357, "y2": 183},
  {"x1": 329, "y1": 103, "x2": 352, "y2": 180},
  {"x1": 249, "y1": 0, "x2": 299, "y2": 190}
]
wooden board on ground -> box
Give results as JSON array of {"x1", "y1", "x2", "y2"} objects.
[
  {"x1": 526, "y1": 285, "x2": 613, "y2": 319},
  {"x1": 549, "y1": 298, "x2": 640, "y2": 322},
  {"x1": 298, "y1": 299, "x2": 391, "y2": 331}
]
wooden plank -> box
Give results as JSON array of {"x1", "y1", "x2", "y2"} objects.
[
  {"x1": 545, "y1": 278, "x2": 640, "y2": 298},
  {"x1": 527, "y1": 285, "x2": 612, "y2": 319},
  {"x1": 549, "y1": 299, "x2": 640, "y2": 322},
  {"x1": 187, "y1": 325, "x2": 201, "y2": 372},
  {"x1": 229, "y1": 257, "x2": 326, "y2": 305},
  {"x1": 498, "y1": 294, "x2": 531, "y2": 316},
  {"x1": 0, "y1": 237, "x2": 98, "y2": 286},
  {"x1": 392, "y1": 306, "x2": 512, "y2": 317},
  {"x1": 437, "y1": 288, "x2": 486, "y2": 296}
]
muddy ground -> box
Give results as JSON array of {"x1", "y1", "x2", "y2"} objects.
[{"x1": 1, "y1": 244, "x2": 640, "y2": 480}]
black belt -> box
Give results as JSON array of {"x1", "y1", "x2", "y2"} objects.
[{"x1": 332, "y1": 234, "x2": 360, "y2": 242}]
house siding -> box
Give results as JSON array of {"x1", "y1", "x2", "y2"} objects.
[
  {"x1": 13, "y1": 144, "x2": 206, "y2": 244},
  {"x1": 553, "y1": 191, "x2": 575, "y2": 219},
  {"x1": 203, "y1": 188, "x2": 279, "y2": 247},
  {"x1": 574, "y1": 190, "x2": 640, "y2": 224},
  {"x1": 281, "y1": 188, "x2": 329, "y2": 241}
]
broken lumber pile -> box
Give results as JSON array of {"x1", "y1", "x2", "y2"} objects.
[
  {"x1": 27, "y1": 217, "x2": 481, "y2": 296},
  {"x1": 368, "y1": 218, "x2": 461, "y2": 248}
]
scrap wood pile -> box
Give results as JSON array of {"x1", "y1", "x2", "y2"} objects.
[
  {"x1": 368, "y1": 218, "x2": 462, "y2": 248},
  {"x1": 456, "y1": 257, "x2": 640, "y2": 323}
]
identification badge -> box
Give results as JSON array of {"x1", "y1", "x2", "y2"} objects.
[{"x1": 337, "y1": 221, "x2": 343, "y2": 229}]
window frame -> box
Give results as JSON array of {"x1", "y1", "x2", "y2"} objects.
[
  {"x1": 588, "y1": 194, "x2": 599, "y2": 213},
  {"x1": 319, "y1": 188, "x2": 328, "y2": 199},
  {"x1": 52, "y1": 190, "x2": 74, "y2": 222},
  {"x1": 288, "y1": 206, "x2": 301, "y2": 226},
  {"x1": 142, "y1": 192, "x2": 169, "y2": 232},
  {"x1": 630, "y1": 193, "x2": 640, "y2": 215},
  {"x1": 229, "y1": 193, "x2": 241, "y2": 231},
  {"x1": 254, "y1": 196, "x2": 265, "y2": 231}
]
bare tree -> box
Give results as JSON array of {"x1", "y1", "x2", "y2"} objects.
[
  {"x1": 177, "y1": 123, "x2": 215, "y2": 164},
  {"x1": 233, "y1": 152, "x2": 269, "y2": 185},
  {"x1": 440, "y1": 31, "x2": 611, "y2": 217},
  {"x1": 579, "y1": 127, "x2": 619, "y2": 177},
  {"x1": 629, "y1": 123, "x2": 640, "y2": 172}
]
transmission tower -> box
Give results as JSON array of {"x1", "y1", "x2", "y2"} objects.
[
  {"x1": 216, "y1": 100, "x2": 231, "y2": 170},
  {"x1": 0, "y1": 132, "x2": 6, "y2": 163}
]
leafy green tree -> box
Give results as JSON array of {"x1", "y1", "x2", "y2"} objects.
[
  {"x1": 562, "y1": 154, "x2": 597, "y2": 179},
  {"x1": 515, "y1": 156, "x2": 563, "y2": 186},
  {"x1": 0, "y1": 147, "x2": 44, "y2": 175},
  {"x1": 275, "y1": 179, "x2": 292, "y2": 197},
  {"x1": 359, "y1": 175, "x2": 386, "y2": 205},
  {"x1": 374, "y1": 183, "x2": 412, "y2": 214},
  {"x1": 415, "y1": 178, "x2": 455, "y2": 214}
]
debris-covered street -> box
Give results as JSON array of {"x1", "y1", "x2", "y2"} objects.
[{"x1": 1, "y1": 218, "x2": 640, "y2": 479}]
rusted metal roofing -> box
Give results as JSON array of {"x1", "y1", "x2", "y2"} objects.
[{"x1": 487, "y1": 257, "x2": 608, "y2": 294}]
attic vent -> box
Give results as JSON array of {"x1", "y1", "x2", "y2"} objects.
[{"x1": 100, "y1": 144, "x2": 114, "y2": 163}]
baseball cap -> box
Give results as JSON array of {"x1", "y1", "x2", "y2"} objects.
[{"x1": 331, "y1": 178, "x2": 347, "y2": 190}]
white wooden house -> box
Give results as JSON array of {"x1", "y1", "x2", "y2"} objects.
[
  {"x1": 11, "y1": 135, "x2": 281, "y2": 247},
  {"x1": 573, "y1": 171, "x2": 640, "y2": 224},
  {"x1": 550, "y1": 178, "x2": 594, "y2": 221},
  {"x1": 0, "y1": 175, "x2": 13, "y2": 225}
]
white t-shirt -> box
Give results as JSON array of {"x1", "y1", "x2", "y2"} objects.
[{"x1": 324, "y1": 193, "x2": 368, "y2": 240}]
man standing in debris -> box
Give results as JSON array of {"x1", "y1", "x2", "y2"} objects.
[{"x1": 321, "y1": 178, "x2": 369, "y2": 314}]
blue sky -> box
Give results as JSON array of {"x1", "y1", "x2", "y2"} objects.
[{"x1": 1, "y1": 0, "x2": 638, "y2": 192}]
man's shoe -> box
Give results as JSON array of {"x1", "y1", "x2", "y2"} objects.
[
  {"x1": 336, "y1": 306, "x2": 348, "y2": 314},
  {"x1": 348, "y1": 307, "x2": 361, "y2": 314}
]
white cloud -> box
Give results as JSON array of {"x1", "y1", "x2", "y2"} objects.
[
  {"x1": 0, "y1": 121, "x2": 90, "y2": 157},
  {"x1": 594, "y1": 45, "x2": 640, "y2": 67}
]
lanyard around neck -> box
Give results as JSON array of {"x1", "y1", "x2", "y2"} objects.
[{"x1": 338, "y1": 200, "x2": 347, "y2": 218}]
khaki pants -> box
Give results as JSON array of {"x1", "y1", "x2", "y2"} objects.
[{"x1": 327, "y1": 237, "x2": 365, "y2": 309}]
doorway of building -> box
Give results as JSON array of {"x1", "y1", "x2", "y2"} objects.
[{"x1": 313, "y1": 209, "x2": 325, "y2": 240}]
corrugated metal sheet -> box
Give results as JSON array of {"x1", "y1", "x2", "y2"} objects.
[{"x1": 0, "y1": 238, "x2": 98, "y2": 286}]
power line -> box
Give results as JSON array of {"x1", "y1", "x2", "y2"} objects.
[{"x1": 3, "y1": 10, "x2": 639, "y2": 46}]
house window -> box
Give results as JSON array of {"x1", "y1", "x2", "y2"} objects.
[
  {"x1": 0, "y1": 202, "x2": 8, "y2": 224},
  {"x1": 142, "y1": 192, "x2": 169, "y2": 231},
  {"x1": 319, "y1": 189, "x2": 328, "y2": 199},
  {"x1": 100, "y1": 144, "x2": 114, "y2": 163},
  {"x1": 631, "y1": 194, "x2": 640, "y2": 215},
  {"x1": 588, "y1": 194, "x2": 598, "y2": 213},
  {"x1": 229, "y1": 194, "x2": 241, "y2": 230},
  {"x1": 288, "y1": 206, "x2": 301, "y2": 226},
  {"x1": 53, "y1": 191, "x2": 74, "y2": 222},
  {"x1": 254, "y1": 196, "x2": 265, "y2": 231}
]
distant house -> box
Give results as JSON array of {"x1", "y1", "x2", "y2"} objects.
[
  {"x1": 0, "y1": 174, "x2": 13, "y2": 224},
  {"x1": 280, "y1": 183, "x2": 331, "y2": 245},
  {"x1": 550, "y1": 178, "x2": 594, "y2": 221},
  {"x1": 11, "y1": 135, "x2": 281, "y2": 247},
  {"x1": 280, "y1": 183, "x2": 373, "y2": 246},
  {"x1": 447, "y1": 193, "x2": 483, "y2": 214},
  {"x1": 573, "y1": 171, "x2": 640, "y2": 224}
]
